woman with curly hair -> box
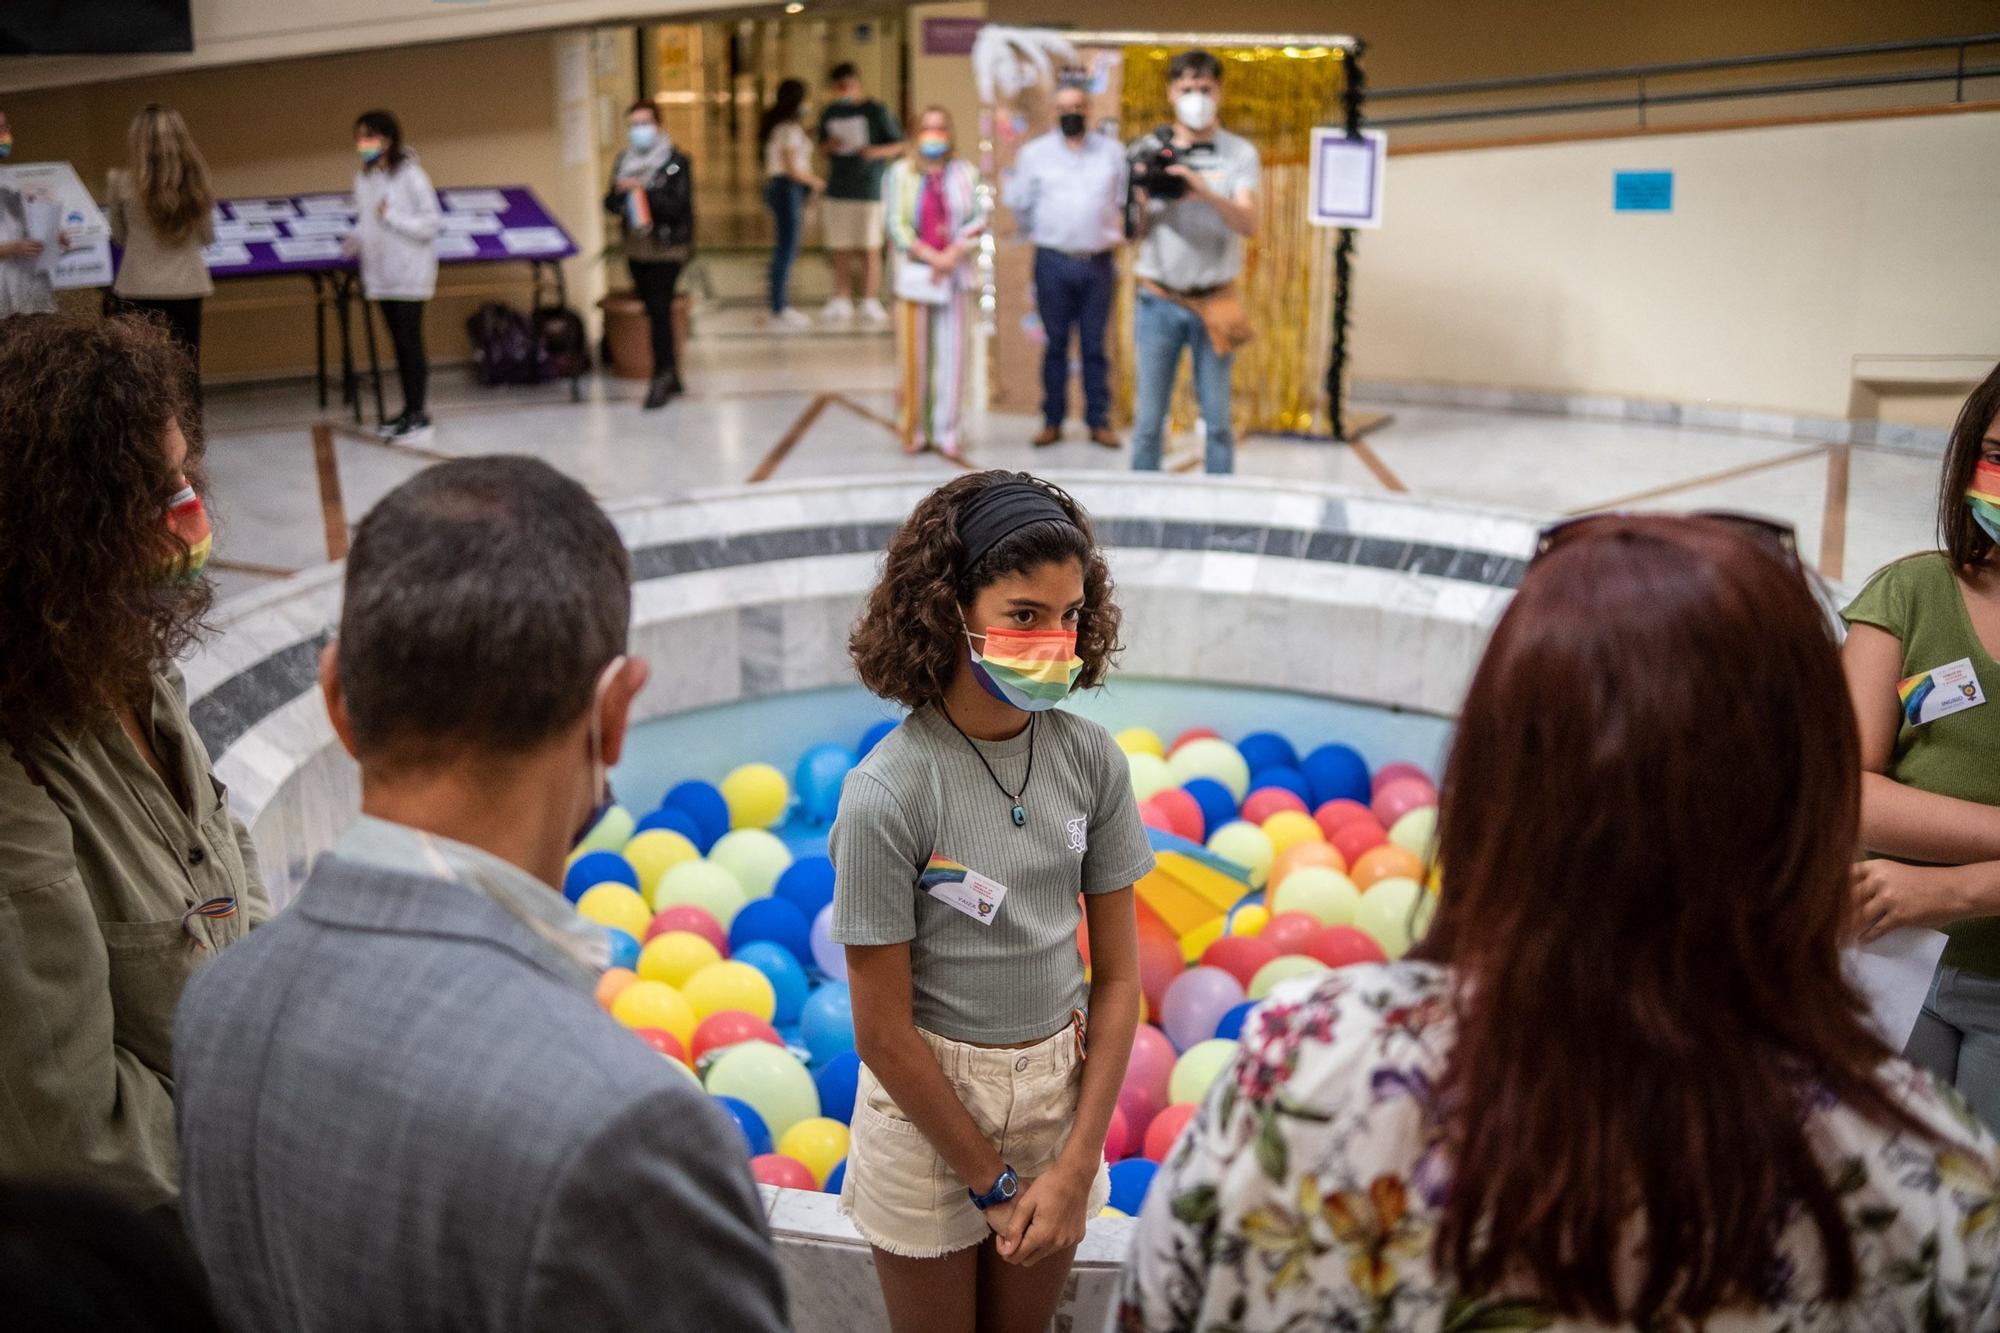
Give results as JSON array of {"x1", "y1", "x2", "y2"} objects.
[
  {"x1": 829, "y1": 471, "x2": 1154, "y2": 1333},
  {"x1": 0, "y1": 312, "x2": 268, "y2": 1217}
]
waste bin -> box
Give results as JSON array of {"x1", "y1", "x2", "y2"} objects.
[{"x1": 597, "y1": 289, "x2": 691, "y2": 381}]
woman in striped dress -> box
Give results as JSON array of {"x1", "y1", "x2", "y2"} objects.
[{"x1": 883, "y1": 107, "x2": 989, "y2": 460}]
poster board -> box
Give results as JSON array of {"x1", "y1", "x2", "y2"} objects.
[{"x1": 0, "y1": 161, "x2": 114, "y2": 290}]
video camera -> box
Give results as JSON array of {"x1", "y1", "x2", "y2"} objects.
[{"x1": 1126, "y1": 125, "x2": 1189, "y2": 202}]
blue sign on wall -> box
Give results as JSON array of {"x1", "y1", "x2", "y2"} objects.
[{"x1": 1614, "y1": 170, "x2": 1674, "y2": 212}]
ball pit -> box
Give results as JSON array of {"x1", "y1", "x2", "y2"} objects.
[
  {"x1": 655, "y1": 861, "x2": 748, "y2": 929},
  {"x1": 623, "y1": 829, "x2": 700, "y2": 897},
  {"x1": 639, "y1": 930, "x2": 720, "y2": 988},
  {"x1": 710, "y1": 828, "x2": 793, "y2": 900}
]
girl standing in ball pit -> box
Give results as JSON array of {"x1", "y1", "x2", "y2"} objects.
[
  {"x1": 831, "y1": 471, "x2": 1154, "y2": 1332},
  {"x1": 1844, "y1": 360, "x2": 2000, "y2": 1125}
]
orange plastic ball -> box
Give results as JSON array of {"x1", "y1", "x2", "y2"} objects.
[
  {"x1": 595, "y1": 967, "x2": 638, "y2": 1011},
  {"x1": 1268, "y1": 841, "x2": 1348, "y2": 893},
  {"x1": 1350, "y1": 844, "x2": 1425, "y2": 892}
]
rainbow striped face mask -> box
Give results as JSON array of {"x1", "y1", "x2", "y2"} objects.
[
  {"x1": 165, "y1": 479, "x2": 212, "y2": 582},
  {"x1": 1969, "y1": 461, "x2": 2000, "y2": 545},
  {"x1": 965, "y1": 625, "x2": 1083, "y2": 712}
]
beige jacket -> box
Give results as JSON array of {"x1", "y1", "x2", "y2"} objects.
[{"x1": 106, "y1": 168, "x2": 215, "y2": 299}]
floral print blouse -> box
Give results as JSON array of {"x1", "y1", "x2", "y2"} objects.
[{"x1": 1120, "y1": 962, "x2": 2000, "y2": 1332}]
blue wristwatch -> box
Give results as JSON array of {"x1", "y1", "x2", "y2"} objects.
[{"x1": 968, "y1": 1165, "x2": 1019, "y2": 1211}]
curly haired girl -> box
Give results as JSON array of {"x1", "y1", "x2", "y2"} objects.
[{"x1": 831, "y1": 471, "x2": 1154, "y2": 1332}]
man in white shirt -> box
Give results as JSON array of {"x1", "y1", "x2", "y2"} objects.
[{"x1": 1003, "y1": 82, "x2": 1127, "y2": 450}]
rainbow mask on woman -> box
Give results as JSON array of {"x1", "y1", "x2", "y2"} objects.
[
  {"x1": 965, "y1": 626, "x2": 1083, "y2": 711},
  {"x1": 1970, "y1": 461, "x2": 2000, "y2": 544},
  {"x1": 165, "y1": 480, "x2": 212, "y2": 581}
]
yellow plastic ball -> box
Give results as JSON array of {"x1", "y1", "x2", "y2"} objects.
[
  {"x1": 623, "y1": 829, "x2": 700, "y2": 900},
  {"x1": 1270, "y1": 866, "x2": 1361, "y2": 927},
  {"x1": 1168, "y1": 1038, "x2": 1239, "y2": 1105},
  {"x1": 1206, "y1": 821, "x2": 1275, "y2": 889},
  {"x1": 655, "y1": 860, "x2": 749, "y2": 929},
  {"x1": 637, "y1": 930, "x2": 721, "y2": 988},
  {"x1": 1390, "y1": 807, "x2": 1439, "y2": 863},
  {"x1": 709, "y1": 829, "x2": 794, "y2": 900},
  {"x1": 1116, "y1": 728, "x2": 1165, "y2": 759},
  {"x1": 1179, "y1": 916, "x2": 1227, "y2": 964},
  {"x1": 1261, "y1": 809, "x2": 1324, "y2": 858},
  {"x1": 682, "y1": 960, "x2": 777, "y2": 1023},
  {"x1": 1126, "y1": 752, "x2": 1175, "y2": 803},
  {"x1": 1167, "y1": 738, "x2": 1250, "y2": 802},
  {"x1": 1100, "y1": 1205, "x2": 1128, "y2": 1218},
  {"x1": 1229, "y1": 904, "x2": 1270, "y2": 936},
  {"x1": 575, "y1": 882, "x2": 651, "y2": 940},
  {"x1": 575, "y1": 804, "x2": 636, "y2": 855},
  {"x1": 721, "y1": 763, "x2": 789, "y2": 830},
  {"x1": 1249, "y1": 954, "x2": 1329, "y2": 1001},
  {"x1": 1356, "y1": 877, "x2": 1434, "y2": 960},
  {"x1": 777, "y1": 1116, "x2": 852, "y2": 1188},
  {"x1": 610, "y1": 979, "x2": 696, "y2": 1048}
]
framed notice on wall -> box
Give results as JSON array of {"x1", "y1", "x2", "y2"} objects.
[{"x1": 1308, "y1": 127, "x2": 1385, "y2": 229}]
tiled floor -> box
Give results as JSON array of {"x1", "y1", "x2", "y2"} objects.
[{"x1": 198, "y1": 304, "x2": 1946, "y2": 604}]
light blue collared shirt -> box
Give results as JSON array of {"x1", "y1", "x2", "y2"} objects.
[{"x1": 1002, "y1": 130, "x2": 1127, "y2": 255}]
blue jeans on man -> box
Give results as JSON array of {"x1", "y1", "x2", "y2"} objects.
[
  {"x1": 1131, "y1": 290, "x2": 1235, "y2": 474},
  {"x1": 764, "y1": 178, "x2": 809, "y2": 313},
  {"x1": 1033, "y1": 248, "x2": 1115, "y2": 432}
]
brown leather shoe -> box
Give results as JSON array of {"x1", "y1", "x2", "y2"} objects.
[
  {"x1": 1031, "y1": 425, "x2": 1061, "y2": 447},
  {"x1": 1089, "y1": 427, "x2": 1122, "y2": 449}
]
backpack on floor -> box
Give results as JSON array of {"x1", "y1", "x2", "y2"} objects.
[
  {"x1": 533, "y1": 305, "x2": 591, "y2": 381},
  {"x1": 466, "y1": 302, "x2": 541, "y2": 386}
]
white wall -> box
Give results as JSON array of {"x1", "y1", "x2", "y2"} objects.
[{"x1": 1353, "y1": 108, "x2": 2000, "y2": 419}]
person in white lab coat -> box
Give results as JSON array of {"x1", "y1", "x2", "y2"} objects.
[
  {"x1": 346, "y1": 110, "x2": 440, "y2": 444},
  {"x1": 0, "y1": 109, "x2": 58, "y2": 318}
]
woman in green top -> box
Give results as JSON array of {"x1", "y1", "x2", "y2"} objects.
[
  {"x1": 1844, "y1": 360, "x2": 2000, "y2": 1123},
  {"x1": 0, "y1": 312, "x2": 268, "y2": 1215}
]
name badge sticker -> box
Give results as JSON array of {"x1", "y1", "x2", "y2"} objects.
[
  {"x1": 1899, "y1": 657, "x2": 1987, "y2": 727},
  {"x1": 920, "y1": 855, "x2": 1009, "y2": 925}
]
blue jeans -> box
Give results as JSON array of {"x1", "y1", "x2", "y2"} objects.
[
  {"x1": 1907, "y1": 962, "x2": 2000, "y2": 1131},
  {"x1": 764, "y1": 178, "x2": 808, "y2": 313},
  {"x1": 1131, "y1": 290, "x2": 1235, "y2": 474},
  {"x1": 1033, "y1": 248, "x2": 1114, "y2": 429}
]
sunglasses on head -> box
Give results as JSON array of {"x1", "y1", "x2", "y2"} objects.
[{"x1": 1533, "y1": 510, "x2": 1799, "y2": 565}]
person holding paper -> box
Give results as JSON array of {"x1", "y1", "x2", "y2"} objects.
[
  {"x1": 605, "y1": 99, "x2": 693, "y2": 411},
  {"x1": 106, "y1": 104, "x2": 216, "y2": 401},
  {"x1": 882, "y1": 108, "x2": 987, "y2": 459},
  {"x1": 1123, "y1": 513, "x2": 2000, "y2": 1332},
  {"x1": 347, "y1": 110, "x2": 440, "y2": 445},
  {"x1": 1844, "y1": 361, "x2": 2000, "y2": 1126},
  {"x1": 0, "y1": 110, "x2": 57, "y2": 318},
  {"x1": 816, "y1": 63, "x2": 902, "y2": 327}
]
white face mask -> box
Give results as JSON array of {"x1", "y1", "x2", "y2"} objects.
[{"x1": 1174, "y1": 90, "x2": 1218, "y2": 132}]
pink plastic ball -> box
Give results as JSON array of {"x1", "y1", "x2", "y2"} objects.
[
  {"x1": 1144, "y1": 1103, "x2": 1199, "y2": 1163},
  {"x1": 1241, "y1": 787, "x2": 1309, "y2": 825},
  {"x1": 1370, "y1": 761, "x2": 1433, "y2": 796},
  {"x1": 1372, "y1": 776, "x2": 1439, "y2": 829}
]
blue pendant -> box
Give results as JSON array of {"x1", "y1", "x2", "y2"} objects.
[{"x1": 1011, "y1": 804, "x2": 1026, "y2": 828}]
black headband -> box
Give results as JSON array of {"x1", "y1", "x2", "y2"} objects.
[{"x1": 955, "y1": 479, "x2": 1077, "y2": 572}]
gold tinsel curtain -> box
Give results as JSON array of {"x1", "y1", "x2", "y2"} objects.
[{"x1": 1113, "y1": 44, "x2": 1347, "y2": 438}]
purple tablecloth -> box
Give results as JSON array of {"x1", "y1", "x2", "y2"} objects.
[{"x1": 201, "y1": 184, "x2": 576, "y2": 279}]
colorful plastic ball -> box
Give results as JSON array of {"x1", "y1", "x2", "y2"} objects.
[
  {"x1": 778, "y1": 1117, "x2": 852, "y2": 1188},
  {"x1": 605, "y1": 927, "x2": 640, "y2": 971},
  {"x1": 575, "y1": 805, "x2": 636, "y2": 855},
  {"x1": 623, "y1": 829, "x2": 700, "y2": 901},
  {"x1": 1137, "y1": 799, "x2": 1174, "y2": 834},
  {"x1": 1137, "y1": 928, "x2": 1186, "y2": 1017},
  {"x1": 1390, "y1": 807, "x2": 1438, "y2": 862},
  {"x1": 800, "y1": 981, "x2": 856, "y2": 1066},
  {"x1": 576, "y1": 883, "x2": 651, "y2": 940},
  {"x1": 1169, "y1": 739, "x2": 1251, "y2": 802},
  {"x1": 595, "y1": 966, "x2": 638, "y2": 1011},
  {"x1": 733, "y1": 940, "x2": 811, "y2": 1026},
  {"x1": 1260, "y1": 910, "x2": 1322, "y2": 956},
  {"x1": 1235, "y1": 731, "x2": 1299, "y2": 777},
  {"x1": 706, "y1": 1042, "x2": 820, "y2": 1142},
  {"x1": 683, "y1": 960, "x2": 776, "y2": 1023},
  {"x1": 730, "y1": 897, "x2": 813, "y2": 965},
  {"x1": 1251, "y1": 766, "x2": 1313, "y2": 807},
  {"x1": 1207, "y1": 821, "x2": 1275, "y2": 888},
  {"x1": 775, "y1": 856, "x2": 836, "y2": 923},
  {"x1": 1351, "y1": 844, "x2": 1425, "y2": 893},
  {"x1": 1144, "y1": 1103, "x2": 1199, "y2": 1163},
  {"x1": 1270, "y1": 866, "x2": 1361, "y2": 927},
  {"x1": 1107, "y1": 1158, "x2": 1159, "y2": 1216},
  {"x1": 1302, "y1": 744, "x2": 1371, "y2": 808},
  {"x1": 1372, "y1": 776, "x2": 1439, "y2": 830},
  {"x1": 646, "y1": 903, "x2": 726, "y2": 954},
  {"x1": 1148, "y1": 788, "x2": 1206, "y2": 842},
  {"x1": 1303, "y1": 925, "x2": 1389, "y2": 969},
  {"x1": 663, "y1": 1054, "x2": 704, "y2": 1087},
  {"x1": 565, "y1": 850, "x2": 638, "y2": 902},
  {"x1": 634, "y1": 804, "x2": 704, "y2": 845},
  {"x1": 1101, "y1": 1205, "x2": 1127, "y2": 1218},
  {"x1": 1126, "y1": 751, "x2": 1176, "y2": 803},
  {"x1": 1178, "y1": 916, "x2": 1227, "y2": 965},
  {"x1": 1120, "y1": 1024, "x2": 1176, "y2": 1136},
  {"x1": 1169, "y1": 1038, "x2": 1238, "y2": 1105},
  {"x1": 750, "y1": 1153, "x2": 818, "y2": 1190},
  {"x1": 1105, "y1": 1104, "x2": 1131, "y2": 1161},
  {"x1": 664, "y1": 780, "x2": 731, "y2": 852},
  {"x1": 1117, "y1": 727, "x2": 1166, "y2": 759},
  {"x1": 813, "y1": 1051, "x2": 861, "y2": 1125},
  {"x1": 1371, "y1": 761, "x2": 1433, "y2": 797},
  {"x1": 656, "y1": 861, "x2": 749, "y2": 930},
  {"x1": 633, "y1": 1027, "x2": 687, "y2": 1065},
  {"x1": 1331, "y1": 817, "x2": 1391, "y2": 867},
  {"x1": 1356, "y1": 877, "x2": 1434, "y2": 959},
  {"x1": 1214, "y1": 1000, "x2": 1257, "y2": 1041},
  {"x1": 823, "y1": 1159, "x2": 847, "y2": 1194},
  {"x1": 809, "y1": 904, "x2": 847, "y2": 981},
  {"x1": 713, "y1": 1094, "x2": 773, "y2": 1156},
  {"x1": 858, "y1": 718, "x2": 899, "y2": 759},
  {"x1": 1269, "y1": 840, "x2": 1348, "y2": 893},
  {"x1": 611, "y1": 980, "x2": 697, "y2": 1048},
  {"x1": 691, "y1": 1010, "x2": 783, "y2": 1065},
  {"x1": 1261, "y1": 809, "x2": 1324, "y2": 860},
  {"x1": 721, "y1": 764, "x2": 789, "y2": 831},
  {"x1": 1228, "y1": 903, "x2": 1270, "y2": 936},
  {"x1": 1201, "y1": 934, "x2": 1280, "y2": 990},
  {"x1": 1241, "y1": 787, "x2": 1309, "y2": 826},
  {"x1": 1169, "y1": 727, "x2": 1221, "y2": 755},
  {"x1": 1181, "y1": 779, "x2": 1238, "y2": 842},
  {"x1": 711, "y1": 829, "x2": 793, "y2": 900},
  {"x1": 795, "y1": 745, "x2": 858, "y2": 827},
  {"x1": 1313, "y1": 798, "x2": 1375, "y2": 840},
  {"x1": 639, "y1": 931, "x2": 723, "y2": 988},
  {"x1": 1249, "y1": 954, "x2": 1330, "y2": 1001},
  {"x1": 1162, "y1": 966, "x2": 1246, "y2": 1052}
]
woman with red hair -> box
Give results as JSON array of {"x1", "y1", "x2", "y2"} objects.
[{"x1": 1120, "y1": 515, "x2": 2000, "y2": 1330}]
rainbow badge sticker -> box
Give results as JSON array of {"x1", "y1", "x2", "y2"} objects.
[
  {"x1": 919, "y1": 854, "x2": 1009, "y2": 925},
  {"x1": 1899, "y1": 657, "x2": 1986, "y2": 727}
]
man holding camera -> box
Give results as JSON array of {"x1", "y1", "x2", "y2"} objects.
[{"x1": 1129, "y1": 50, "x2": 1259, "y2": 475}]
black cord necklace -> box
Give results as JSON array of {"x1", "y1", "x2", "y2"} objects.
[{"x1": 942, "y1": 707, "x2": 1035, "y2": 828}]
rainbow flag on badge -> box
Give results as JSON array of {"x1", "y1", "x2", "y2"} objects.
[
  {"x1": 1898, "y1": 671, "x2": 1935, "y2": 726},
  {"x1": 625, "y1": 186, "x2": 652, "y2": 231},
  {"x1": 920, "y1": 854, "x2": 970, "y2": 893},
  {"x1": 975, "y1": 630, "x2": 1084, "y2": 707},
  {"x1": 167, "y1": 484, "x2": 212, "y2": 570}
]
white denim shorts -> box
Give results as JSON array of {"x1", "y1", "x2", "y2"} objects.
[
  {"x1": 839, "y1": 1024, "x2": 1112, "y2": 1258},
  {"x1": 822, "y1": 198, "x2": 885, "y2": 250}
]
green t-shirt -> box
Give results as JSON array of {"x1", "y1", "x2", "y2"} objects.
[
  {"x1": 817, "y1": 98, "x2": 902, "y2": 201},
  {"x1": 1844, "y1": 552, "x2": 2000, "y2": 974}
]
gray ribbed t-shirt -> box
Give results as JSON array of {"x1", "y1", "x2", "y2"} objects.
[{"x1": 829, "y1": 706, "x2": 1156, "y2": 1044}]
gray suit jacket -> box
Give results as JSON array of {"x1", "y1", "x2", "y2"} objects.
[{"x1": 175, "y1": 853, "x2": 789, "y2": 1332}]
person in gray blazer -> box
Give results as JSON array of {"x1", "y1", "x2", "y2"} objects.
[{"x1": 173, "y1": 457, "x2": 789, "y2": 1333}]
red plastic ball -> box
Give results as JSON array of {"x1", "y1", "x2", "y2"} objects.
[
  {"x1": 1149, "y1": 788, "x2": 1205, "y2": 842},
  {"x1": 1170, "y1": 727, "x2": 1221, "y2": 755},
  {"x1": 1372, "y1": 776, "x2": 1438, "y2": 829},
  {"x1": 1302, "y1": 925, "x2": 1389, "y2": 970},
  {"x1": 632, "y1": 1027, "x2": 687, "y2": 1065},
  {"x1": 750, "y1": 1153, "x2": 818, "y2": 1190},
  {"x1": 690, "y1": 1010, "x2": 783, "y2": 1065},
  {"x1": 1370, "y1": 761, "x2": 1432, "y2": 797},
  {"x1": 1260, "y1": 910, "x2": 1321, "y2": 957},
  {"x1": 646, "y1": 904, "x2": 727, "y2": 954},
  {"x1": 1331, "y1": 818, "x2": 1390, "y2": 866},
  {"x1": 1241, "y1": 787, "x2": 1309, "y2": 825},
  {"x1": 1313, "y1": 798, "x2": 1375, "y2": 840},
  {"x1": 1137, "y1": 799, "x2": 1175, "y2": 834},
  {"x1": 1200, "y1": 934, "x2": 1281, "y2": 990},
  {"x1": 1144, "y1": 1103, "x2": 1199, "y2": 1162},
  {"x1": 1138, "y1": 929, "x2": 1185, "y2": 1016},
  {"x1": 1104, "y1": 1104, "x2": 1132, "y2": 1161}
]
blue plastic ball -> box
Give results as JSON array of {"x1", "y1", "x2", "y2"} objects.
[
  {"x1": 712, "y1": 1094, "x2": 773, "y2": 1157},
  {"x1": 564, "y1": 851, "x2": 638, "y2": 903},
  {"x1": 1237, "y1": 731, "x2": 1299, "y2": 776},
  {"x1": 775, "y1": 856, "x2": 836, "y2": 923},
  {"x1": 795, "y1": 744, "x2": 858, "y2": 827},
  {"x1": 663, "y1": 780, "x2": 731, "y2": 853},
  {"x1": 813, "y1": 1050, "x2": 861, "y2": 1125},
  {"x1": 1182, "y1": 778, "x2": 1238, "y2": 841},
  {"x1": 800, "y1": 981, "x2": 856, "y2": 1066},
  {"x1": 823, "y1": 1158, "x2": 846, "y2": 1194},
  {"x1": 1248, "y1": 766, "x2": 1312, "y2": 807},
  {"x1": 730, "y1": 898, "x2": 814, "y2": 967},
  {"x1": 858, "y1": 719, "x2": 898, "y2": 759},
  {"x1": 604, "y1": 927, "x2": 641, "y2": 971},
  {"x1": 1213, "y1": 1001, "x2": 1257, "y2": 1042},
  {"x1": 732, "y1": 940, "x2": 811, "y2": 1027},
  {"x1": 1107, "y1": 1158, "x2": 1159, "y2": 1215},
  {"x1": 634, "y1": 805, "x2": 703, "y2": 844},
  {"x1": 1302, "y1": 744, "x2": 1371, "y2": 808}
]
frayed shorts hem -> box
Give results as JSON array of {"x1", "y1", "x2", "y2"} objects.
[{"x1": 840, "y1": 1197, "x2": 989, "y2": 1258}]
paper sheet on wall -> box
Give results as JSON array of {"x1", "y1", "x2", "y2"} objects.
[
  {"x1": 561, "y1": 105, "x2": 593, "y2": 167},
  {"x1": 559, "y1": 39, "x2": 590, "y2": 105},
  {"x1": 1846, "y1": 927, "x2": 1948, "y2": 1048}
]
